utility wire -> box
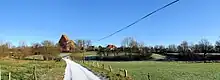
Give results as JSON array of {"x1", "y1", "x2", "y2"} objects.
[{"x1": 96, "y1": 0, "x2": 180, "y2": 42}]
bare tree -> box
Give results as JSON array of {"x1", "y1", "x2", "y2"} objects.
[
  {"x1": 41, "y1": 40, "x2": 57, "y2": 60},
  {"x1": 215, "y1": 40, "x2": 220, "y2": 53},
  {"x1": 31, "y1": 42, "x2": 42, "y2": 55},
  {"x1": 17, "y1": 41, "x2": 31, "y2": 59},
  {"x1": 138, "y1": 41, "x2": 145, "y2": 48},
  {"x1": 191, "y1": 44, "x2": 200, "y2": 53},
  {"x1": 154, "y1": 45, "x2": 160, "y2": 53},
  {"x1": 158, "y1": 45, "x2": 166, "y2": 53},
  {"x1": 199, "y1": 39, "x2": 211, "y2": 52},
  {"x1": 85, "y1": 40, "x2": 92, "y2": 48},
  {"x1": 41, "y1": 40, "x2": 54, "y2": 47},
  {"x1": 167, "y1": 44, "x2": 177, "y2": 53},
  {"x1": 121, "y1": 37, "x2": 138, "y2": 48},
  {"x1": 19, "y1": 41, "x2": 27, "y2": 49},
  {"x1": 0, "y1": 41, "x2": 11, "y2": 57},
  {"x1": 198, "y1": 39, "x2": 212, "y2": 60},
  {"x1": 178, "y1": 41, "x2": 189, "y2": 54},
  {"x1": 75, "y1": 39, "x2": 84, "y2": 49},
  {"x1": 121, "y1": 37, "x2": 133, "y2": 47},
  {"x1": 181, "y1": 41, "x2": 189, "y2": 50}
]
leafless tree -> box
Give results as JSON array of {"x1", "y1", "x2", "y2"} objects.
[
  {"x1": 121, "y1": 37, "x2": 138, "y2": 48},
  {"x1": 167, "y1": 44, "x2": 177, "y2": 53},
  {"x1": 85, "y1": 40, "x2": 92, "y2": 48},
  {"x1": 138, "y1": 41, "x2": 145, "y2": 48},
  {"x1": 0, "y1": 41, "x2": 11, "y2": 57},
  {"x1": 75, "y1": 39, "x2": 84, "y2": 49},
  {"x1": 41, "y1": 40, "x2": 58, "y2": 60},
  {"x1": 215, "y1": 39, "x2": 220, "y2": 53},
  {"x1": 198, "y1": 39, "x2": 212, "y2": 60}
]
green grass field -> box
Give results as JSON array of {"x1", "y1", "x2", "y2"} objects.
[
  {"x1": 99, "y1": 61, "x2": 220, "y2": 80},
  {"x1": 0, "y1": 52, "x2": 96, "y2": 80},
  {"x1": 2, "y1": 52, "x2": 220, "y2": 80},
  {"x1": 0, "y1": 59, "x2": 65, "y2": 80},
  {"x1": 70, "y1": 51, "x2": 97, "y2": 60},
  {"x1": 76, "y1": 52, "x2": 220, "y2": 80}
]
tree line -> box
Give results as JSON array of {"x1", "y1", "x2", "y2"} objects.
[
  {"x1": 120, "y1": 37, "x2": 220, "y2": 53},
  {"x1": 0, "y1": 39, "x2": 93, "y2": 60},
  {"x1": 96, "y1": 37, "x2": 220, "y2": 61}
]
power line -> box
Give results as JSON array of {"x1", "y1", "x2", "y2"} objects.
[{"x1": 96, "y1": 0, "x2": 180, "y2": 42}]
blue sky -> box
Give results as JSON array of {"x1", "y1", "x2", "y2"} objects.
[{"x1": 0, "y1": 0, "x2": 220, "y2": 46}]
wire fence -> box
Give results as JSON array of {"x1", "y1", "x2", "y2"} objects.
[
  {"x1": 0, "y1": 66, "x2": 37, "y2": 80},
  {"x1": 76, "y1": 60, "x2": 135, "y2": 80}
]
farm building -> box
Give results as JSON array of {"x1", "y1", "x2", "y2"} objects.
[
  {"x1": 58, "y1": 34, "x2": 75, "y2": 52},
  {"x1": 106, "y1": 44, "x2": 117, "y2": 50}
]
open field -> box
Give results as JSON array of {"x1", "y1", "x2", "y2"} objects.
[
  {"x1": 0, "y1": 59, "x2": 65, "y2": 80},
  {"x1": 70, "y1": 51, "x2": 97, "y2": 60},
  {"x1": 0, "y1": 52, "x2": 96, "y2": 80},
  {"x1": 72, "y1": 52, "x2": 220, "y2": 80},
  {"x1": 2, "y1": 51, "x2": 220, "y2": 80},
  {"x1": 99, "y1": 61, "x2": 220, "y2": 80}
]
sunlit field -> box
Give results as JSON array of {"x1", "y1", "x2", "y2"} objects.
[
  {"x1": 100, "y1": 61, "x2": 220, "y2": 80},
  {"x1": 0, "y1": 59, "x2": 65, "y2": 80}
]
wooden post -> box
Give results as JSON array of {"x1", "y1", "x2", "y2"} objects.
[
  {"x1": 0, "y1": 66, "x2": 1, "y2": 80},
  {"x1": 82, "y1": 47, "x2": 85, "y2": 63},
  {"x1": 33, "y1": 66, "x2": 37, "y2": 80},
  {"x1": 92, "y1": 62, "x2": 94, "y2": 67},
  {"x1": 93, "y1": 62, "x2": 95, "y2": 67},
  {"x1": 90, "y1": 61, "x2": 92, "y2": 66},
  {"x1": 8, "y1": 72, "x2": 11, "y2": 80},
  {"x1": 96, "y1": 62, "x2": 99, "y2": 68},
  {"x1": 108, "y1": 65, "x2": 112, "y2": 72},
  {"x1": 148, "y1": 73, "x2": 150, "y2": 80},
  {"x1": 93, "y1": 62, "x2": 96, "y2": 67},
  {"x1": 102, "y1": 64, "x2": 105, "y2": 69},
  {"x1": 124, "y1": 69, "x2": 127, "y2": 77},
  {"x1": 84, "y1": 61, "x2": 86, "y2": 64}
]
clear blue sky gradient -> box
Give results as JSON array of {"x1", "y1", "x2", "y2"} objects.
[{"x1": 0, "y1": 0, "x2": 220, "y2": 46}]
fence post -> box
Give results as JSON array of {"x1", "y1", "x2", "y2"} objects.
[
  {"x1": 8, "y1": 72, "x2": 11, "y2": 80},
  {"x1": 148, "y1": 73, "x2": 150, "y2": 80},
  {"x1": 102, "y1": 64, "x2": 105, "y2": 69},
  {"x1": 84, "y1": 61, "x2": 87, "y2": 64},
  {"x1": 108, "y1": 65, "x2": 112, "y2": 72},
  {"x1": 96, "y1": 62, "x2": 99, "y2": 68},
  {"x1": 0, "y1": 66, "x2": 1, "y2": 80},
  {"x1": 92, "y1": 62, "x2": 95, "y2": 67},
  {"x1": 33, "y1": 66, "x2": 37, "y2": 80},
  {"x1": 87, "y1": 61, "x2": 90, "y2": 65},
  {"x1": 124, "y1": 69, "x2": 127, "y2": 77}
]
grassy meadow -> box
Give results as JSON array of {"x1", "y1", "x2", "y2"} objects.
[
  {"x1": 0, "y1": 52, "x2": 96, "y2": 80},
  {"x1": 99, "y1": 61, "x2": 220, "y2": 80},
  {"x1": 75, "y1": 52, "x2": 220, "y2": 80},
  {"x1": 1, "y1": 52, "x2": 220, "y2": 80},
  {"x1": 0, "y1": 59, "x2": 65, "y2": 80},
  {"x1": 70, "y1": 51, "x2": 97, "y2": 60}
]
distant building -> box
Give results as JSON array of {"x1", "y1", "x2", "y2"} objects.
[
  {"x1": 106, "y1": 44, "x2": 117, "y2": 50},
  {"x1": 58, "y1": 34, "x2": 75, "y2": 52}
]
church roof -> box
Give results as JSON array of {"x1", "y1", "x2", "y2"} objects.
[{"x1": 59, "y1": 34, "x2": 69, "y2": 43}]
